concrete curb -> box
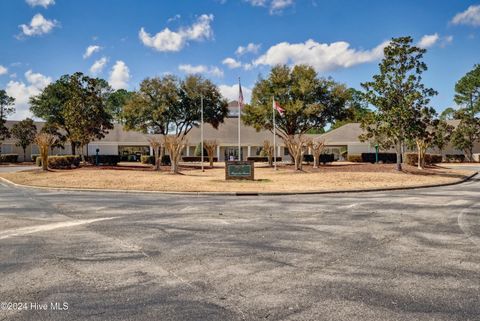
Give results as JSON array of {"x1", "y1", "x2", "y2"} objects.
[{"x1": 0, "y1": 172, "x2": 477, "y2": 197}]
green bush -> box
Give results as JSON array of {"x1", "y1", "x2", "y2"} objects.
[
  {"x1": 405, "y1": 153, "x2": 443, "y2": 166},
  {"x1": 36, "y1": 157, "x2": 42, "y2": 167},
  {"x1": 303, "y1": 154, "x2": 314, "y2": 163},
  {"x1": 31, "y1": 154, "x2": 40, "y2": 162},
  {"x1": 141, "y1": 155, "x2": 155, "y2": 165},
  {"x1": 348, "y1": 154, "x2": 363, "y2": 162},
  {"x1": 446, "y1": 154, "x2": 465, "y2": 163},
  {"x1": 48, "y1": 155, "x2": 81, "y2": 169},
  {"x1": 0, "y1": 154, "x2": 19, "y2": 163},
  {"x1": 86, "y1": 155, "x2": 121, "y2": 166}
]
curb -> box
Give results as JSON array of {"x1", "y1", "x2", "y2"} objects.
[{"x1": 0, "y1": 172, "x2": 477, "y2": 197}]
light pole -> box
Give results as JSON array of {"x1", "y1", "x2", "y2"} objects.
[{"x1": 201, "y1": 95, "x2": 204, "y2": 172}]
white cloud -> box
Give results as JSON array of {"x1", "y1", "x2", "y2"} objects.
[
  {"x1": 109, "y1": 61, "x2": 130, "y2": 90},
  {"x1": 90, "y1": 57, "x2": 108, "y2": 75},
  {"x1": 139, "y1": 14, "x2": 214, "y2": 52},
  {"x1": 417, "y1": 33, "x2": 439, "y2": 49},
  {"x1": 235, "y1": 43, "x2": 261, "y2": 56},
  {"x1": 25, "y1": 0, "x2": 55, "y2": 8},
  {"x1": 18, "y1": 14, "x2": 58, "y2": 37},
  {"x1": 83, "y1": 45, "x2": 102, "y2": 59},
  {"x1": 245, "y1": 0, "x2": 294, "y2": 14},
  {"x1": 451, "y1": 5, "x2": 480, "y2": 27},
  {"x1": 5, "y1": 70, "x2": 52, "y2": 120},
  {"x1": 219, "y1": 84, "x2": 252, "y2": 103},
  {"x1": 254, "y1": 39, "x2": 389, "y2": 72},
  {"x1": 0, "y1": 65, "x2": 7, "y2": 75},
  {"x1": 178, "y1": 64, "x2": 224, "y2": 77},
  {"x1": 222, "y1": 57, "x2": 242, "y2": 69}
]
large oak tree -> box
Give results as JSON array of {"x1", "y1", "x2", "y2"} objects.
[{"x1": 242, "y1": 64, "x2": 349, "y2": 170}]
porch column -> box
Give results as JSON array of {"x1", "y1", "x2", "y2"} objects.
[
  {"x1": 247, "y1": 146, "x2": 251, "y2": 157},
  {"x1": 149, "y1": 146, "x2": 153, "y2": 156},
  {"x1": 216, "y1": 145, "x2": 221, "y2": 159},
  {"x1": 186, "y1": 145, "x2": 190, "y2": 156},
  {"x1": 277, "y1": 146, "x2": 281, "y2": 157}
]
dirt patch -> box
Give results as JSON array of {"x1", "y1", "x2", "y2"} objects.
[{"x1": 0, "y1": 163, "x2": 475, "y2": 193}]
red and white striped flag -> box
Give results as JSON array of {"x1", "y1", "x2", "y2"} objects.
[
  {"x1": 273, "y1": 99, "x2": 284, "y2": 116},
  {"x1": 238, "y1": 80, "x2": 244, "y2": 109}
]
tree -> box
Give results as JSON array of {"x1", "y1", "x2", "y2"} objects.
[
  {"x1": 454, "y1": 64, "x2": 480, "y2": 112},
  {"x1": 307, "y1": 139, "x2": 326, "y2": 168},
  {"x1": 330, "y1": 88, "x2": 372, "y2": 130},
  {"x1": 0, "y1": 90, "x2": 15, "y2": 156},
  {"x1": 440, "y1": 107, "x2": 456, "y2": 120},
  {"x1": 35, "y1": 132, "x2": 55, "y2": 171},
  {"x1": 451, "y1": 109, "x2": 480, "y2": 161},
  {"x1": 30, "y1": 72, "x2": 113, "y2": 156},
  {"x1": 40, "y1": 122, "x2": 66, "y2": 153},
  {"x1": 106, "y1": 89, "x2": 134, "y2": 123},
  {"x1": 203, "y1": 140, "x2": 218, "y2": 167},
  {"x1": 262, "y1": 140, "x2": 275, "y2": 166},
  {"x1": 147, "y1": 136, "x2": 162, "y2": 171},
  {"x1": 123, "y1": 75, "x2": 228, "y2": 173},
  {"x1": 432, "y1": 120, "x2": 454, "y2": 159},
  {"x1": 361, "y1": 36, "x2": 437, "y2": 171},
  {"x1": 242, "y1": 64, "x2": 349, "y2": 170},
  {"x1": 11, "y1": 118, "x2": 37, "y2": 161}
]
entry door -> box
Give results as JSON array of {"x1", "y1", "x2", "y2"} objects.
[{"x1": 225, "y1": 147, "x2": 242, "y2": 161}]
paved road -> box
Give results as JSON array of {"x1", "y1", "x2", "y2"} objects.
[{"x1": 0, "y1": 170, "x2": 479, "y2": 321}]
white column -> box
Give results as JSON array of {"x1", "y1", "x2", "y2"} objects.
[
  {"x1": 217, "y1": 145, "x2": 221, "y2": 159},
  {"x1": 149, "y1": 146, "x2": 153, "y2": 156},
  {"x1": 277, "y1": 146, "x2": 281, "y2": 157},
  {"x1": 247, "y1": 146, "x2": 251, "y2": 157},
  {"x1": 186, "y1": 145, "x2": 190, "y2": 156}
]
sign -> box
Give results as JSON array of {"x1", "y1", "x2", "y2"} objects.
[{"x1": 225, "y1": 161, "x2": 254, "y2": 180}]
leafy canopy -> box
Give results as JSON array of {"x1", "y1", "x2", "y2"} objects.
[
  {"x1": 242, "y1": 64, "x2": 349, "y2": 137},
  {"x1": 0, "y1": 90, "x2": 15, "y2": 141}
]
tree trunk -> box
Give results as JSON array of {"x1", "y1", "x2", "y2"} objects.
[
  {"x1": 313, "y1": 155, "x2": 319, "y2": 168},
  {"x1": 23, "y1": 148, "x2": 27, "y2": 163},
  {"x1": 396, "y1": 143, "x2": 402, "y2": 171},
  {"x1": 209, "y1": 155, "x2": 214, "y2": 167},
  {"x1": 154, "y1": 146, "x2": 161, "y2": 171}
]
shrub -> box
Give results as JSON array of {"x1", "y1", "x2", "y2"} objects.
[
  {"x1": 247, "y1": 156, "x2": 283, "y2": 162},
  {"x1": 303, "y1": 154, "x2": 314, "y2": 163},
  {"x1": 405, "y1": 153, "x2": 444, "y2": 166},
  {"x1": 48, "y1": 155, "x2": 81, "y2": 169},
  {"x1": 182, "y1": 156, "x2": 218, "y2": 162},
  {"x1": 348, "y1": 154, "x2": 363, "y2": 162},
  {"x1": 319, "y1": 154, "x2": 335, "y2": 164},
  {"x1": 36, "y1": 157, "x2": 42, "y2": 167},
  {"x1": 161, "y1": 155, "x2": 171, "y2": 166},
  {"x1": 141, "y1": 155, "x2": 155, "y2": 165},
  {"x1": 361, "y1": 153, "x2": 397, "y2": 163},
  {"x1": 446, "y1": 154, "x2": 465, "y2": 163},
  {"x1": 0, "y1": 154, "x2": 19, "y2": 163},
  {"x1": 31, "y1": 154, "x2": 40, "y2": 162},
  {"x1": 86, "y1": 155, "x2": 120, "y2": 166}
]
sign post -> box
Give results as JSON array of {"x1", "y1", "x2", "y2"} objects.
[{"x1": 225, "y1": 161, "x2": 254, "y2": 180}]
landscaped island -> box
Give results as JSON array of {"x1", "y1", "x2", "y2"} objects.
[{"x1": 1, "y1": 163, "x2": 474, "y2": 193}]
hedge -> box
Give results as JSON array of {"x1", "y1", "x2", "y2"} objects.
[
  {"x1": 446, "y1": 154, "x2": 465, "y2": 163},
  {"x1": 48, "y1": 155, "x2": 81, "y2": 169},
  {"x1": 361, "y1": 153, "x2": 397, "y2": 164},
  {"x1": 404, "y1": 153, "x2": 442, "y2": 166},
  {"x1": 348, "y1": 154, "x2": 363, "y2": 162},
  {"x1": 182, "y1": 156, "x2": 218, "y2": 162},
  {"x1": 86, "y1": 155, "x2": 120, "y2": 166},
  {"x1": 0, "y1": 154, "x2": 19, "y2": 163},
  {"x1": 140, "y1": 155, "x2": 171, "y2": 166},
  {"x1": 247, "y1": 156, "x2": 283, "y2": 162},
  {"x1": 31, "y1": 154, "x2": 40, "y2": 162},
  {"x1": 302, "y1": 154, "x2": 334, "y2": 164}
]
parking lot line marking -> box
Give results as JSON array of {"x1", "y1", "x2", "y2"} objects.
[{"x1": 0, "y1": 217, "x2": 118, "y2": 240}]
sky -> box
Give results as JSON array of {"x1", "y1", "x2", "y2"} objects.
[{"x1": 0, "y1": 0, "x2": 479, "y2": 120}]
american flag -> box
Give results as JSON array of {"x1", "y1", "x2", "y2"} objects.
[
  {"x1": 273, "y1": 100, "x2": 285, "y2": 116},
  {"x1": 238, "y1": 80, "x2": 244, "y2": 109}
]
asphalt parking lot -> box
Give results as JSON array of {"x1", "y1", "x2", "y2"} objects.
[{"x1": 0, "y1": 168, "x2": 479, "y2": 321}]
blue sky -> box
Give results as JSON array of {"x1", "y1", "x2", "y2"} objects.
[{"x1": 1, "y1": 0, "x2": 479, "y2": 120}]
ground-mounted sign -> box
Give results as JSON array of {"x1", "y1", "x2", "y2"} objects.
[{"x1": 225, "y1": 161, "x2": 255, "y2": 180}]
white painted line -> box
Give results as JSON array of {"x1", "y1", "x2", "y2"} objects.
[{"x1": 0, "y1": 217, "x2": 117, "y2": 240}]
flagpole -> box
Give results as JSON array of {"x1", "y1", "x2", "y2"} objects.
[
  {"x1": 201, "y1": 95, "x2": 204, "y2": 172},
  {"x1": 238, "y1": 77, "x2": 241, "y2": 161},
  {"x1": 273, "y1": 96, "x2": 277, "y2": 171}
]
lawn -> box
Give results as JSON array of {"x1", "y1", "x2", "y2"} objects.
[{"x1": 0, "y1": 163, "x2": 474, "y2": 193}]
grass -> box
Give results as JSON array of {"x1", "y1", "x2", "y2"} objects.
[{"x1": 0, "y1": 163, "x2": 474, "y2": 193}]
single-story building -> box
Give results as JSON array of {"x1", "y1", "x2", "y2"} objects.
[{"x1": 1, "y1": 102, "x2": 478, "y2": 162}]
